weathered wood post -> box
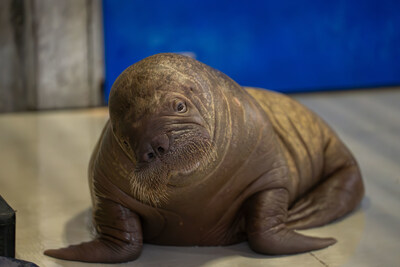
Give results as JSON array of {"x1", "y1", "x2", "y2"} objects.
[{"x1": 0, "y1": 0, "x2": 104, "y2": 112}]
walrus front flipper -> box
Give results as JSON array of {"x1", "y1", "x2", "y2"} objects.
[
  {"x1": 245, "y1": 188, "x2": 336, "y2": 255},
  {"x1": 44, "y1": 198, "x2": 143, "y2": 263},
  {"x1": 286, "y1": 163, "x2": 364, "y2": 230},
  {"x1": 44, "y1": 238, "x2": 141, "y2": 263}
]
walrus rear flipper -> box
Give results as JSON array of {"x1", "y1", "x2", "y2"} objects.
[
  {"x1": 44, "y1": 198, "x2": 143, "y2": 263},
  {"x1": 286, "y1": 148, "x2": 364, "y2": 230},
  {"x1": 245, "y1": 188, "x2": 336, "y2": 255}
]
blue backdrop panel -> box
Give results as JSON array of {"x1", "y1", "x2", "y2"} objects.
[{"x1": 102, "y1": 0, "x2": 400, "y2": 102}]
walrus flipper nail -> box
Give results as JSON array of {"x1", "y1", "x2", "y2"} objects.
[
  {"x1": 45, "y1": 198, "x2": 143, "y2": 263},
  {"x1": 245, "y1": 188, "x2": 336, "y2": 254}
]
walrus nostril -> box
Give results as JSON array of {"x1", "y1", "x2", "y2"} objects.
[
  {"x1": 144, "y1": 152, "x2": 155, "y2": 162},
  {"x1": 139, "y1": 134, "x2": 169, "y2": 163},
  {"x1": 151, "y1": 134, "x2": 170, "y2": 156}
]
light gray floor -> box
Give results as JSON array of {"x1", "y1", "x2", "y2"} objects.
[{"x1": 0, "y1": 88, "x2": 399, "y2": 266}]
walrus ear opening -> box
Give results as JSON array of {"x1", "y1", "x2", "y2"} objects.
[{"x1": 122, "y1": 140, "x2": 129, "y2": 148}]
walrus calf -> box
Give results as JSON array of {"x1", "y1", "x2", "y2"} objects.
[{"x1": 44, "y1": 53, "x2": 364, "y2": 263}]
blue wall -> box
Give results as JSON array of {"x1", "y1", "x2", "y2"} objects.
[{"x1": 102, "y1": 0, "x2": 400, "y2": 102}]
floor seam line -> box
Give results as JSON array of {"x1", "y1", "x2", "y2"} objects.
[{"x1": 309, "y1": 252, "x2": 329, "y2": 267}]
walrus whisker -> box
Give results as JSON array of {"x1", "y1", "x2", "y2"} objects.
[{"x1": 127, "y1": 133, "x2": 216, "y2": 206}]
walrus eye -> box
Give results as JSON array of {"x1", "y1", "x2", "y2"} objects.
[{"x1": 174, "y1": 101, "x2": 187, "y2": 113}]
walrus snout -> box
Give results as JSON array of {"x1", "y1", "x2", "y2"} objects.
[{"x1": 139, "y1": 133, "x2": 170, "y2": 163}]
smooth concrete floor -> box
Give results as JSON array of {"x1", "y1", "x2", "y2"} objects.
[{"x1": 0, "y1": 88, "x2": 399, "y2": 267}]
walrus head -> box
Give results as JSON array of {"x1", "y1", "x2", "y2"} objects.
[{"x1": 108, "y1": 53, "x2": 225, "y2": 206}]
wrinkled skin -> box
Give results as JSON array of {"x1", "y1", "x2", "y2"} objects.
[{"x1": 44, "y1": 53, "x2": 364, "y2": 263}]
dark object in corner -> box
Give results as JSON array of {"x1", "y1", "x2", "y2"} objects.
[
  {"x1": 0, "y1": 256, "x2": 38, "y2": 267},
  {"x1": 0, "y1": 195, "x2": 15, "y2": 258}
]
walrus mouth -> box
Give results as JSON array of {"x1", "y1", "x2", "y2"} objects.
[{"x1": 128, "y1": 131, "x2": 216, "y2": 207}]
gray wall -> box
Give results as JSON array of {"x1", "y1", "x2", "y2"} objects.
[{"x1": 0, "y1": 0, "x2": 104, "y2": 112}]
